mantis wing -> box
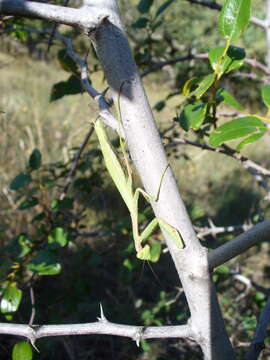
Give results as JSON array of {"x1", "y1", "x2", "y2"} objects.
[{"x1": 94, "y1": 119, "x2": 134, "y2": 212}]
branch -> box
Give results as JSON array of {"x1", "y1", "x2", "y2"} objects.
[
  {"x1": 16, "y1": 25, "x2": 122, "y2": 134},
  {"x1": 208, "y1": 220, "x2": 270, "y2": 269},
  {"x1": 142, "y1": 53, "x2": 270, "y2": 77},
  {"x1": 0, "y1": 0, "x2": 92, "y2": 30},
  {"x1": 141, "y1": 53, "x2": 208, "y2": 77},
  {"x1": 245, "y1": 296, "x2": 270, "y2": 360},
  {"x1": 164, "y1": 137, "x2": 270, "y2": 181},
  {"x1": 184, "y1": 0, "x2": 267, "y2": 29},
  {"x1": 59, "y1": 125, "x2": 94, "y2": 200},
  {"x1": 195, "y1": 218, "x2": 253, "y2": 240},
  {"x1": 0, "y1": 310, "x2": 193, "y2": 346}
]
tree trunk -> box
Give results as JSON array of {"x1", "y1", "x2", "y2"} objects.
[{"x1": 87, "y1": 0, "x2": 235, "y2": 358}]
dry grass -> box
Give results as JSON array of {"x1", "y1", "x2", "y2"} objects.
[{"x1": 1, "y1": 52, "x2": 269, "y2": 241}]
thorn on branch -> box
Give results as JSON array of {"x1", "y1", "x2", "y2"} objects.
[
  {"x1": 28, "y1": 327, "x2": 39, "y2": 353},
  {"x1": 133, "y1": 327, "x2": 144, "y2": 347},
  {"x1": 97, "y1": 303, "x2": 108, "y2": 323}
]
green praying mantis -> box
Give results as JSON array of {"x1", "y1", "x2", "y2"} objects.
[{"x1": 93, "y1": 89, "x2": 184, "y2": 261}]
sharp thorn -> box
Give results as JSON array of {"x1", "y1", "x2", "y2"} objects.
[
  {"x1": 97, "y1": 302, "x2": 108, "y2": 322},
  {"x1": 30, "y1": 338, "x2": 39, "y2": 353}
]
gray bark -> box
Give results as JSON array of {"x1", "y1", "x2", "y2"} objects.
[{"x1": 86, "y1": 1, "x2": 234, "y2": 358}]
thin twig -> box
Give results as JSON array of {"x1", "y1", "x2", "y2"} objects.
[
  {"x1": 6, "y1": 25, "x2": 122, "y2": 135},
  {"x1": 0, "y1": 319, "x2": 193, "y2": 345},
  {"x1": 46, "y1": 0, "x2": 70, "y2": 53},
  {"x1": 194, "y1": 218, "x2": 253, "y2": 240},
  {"x1": 165, "y1": 137, "x2": 270, "y2": 192},
  {"x1": 28, "y1": 286, "x2": 36, "y2": 326},
  {"x1": 142, "y1": 53, "x2": 270, "y2": 77},
  {"x1": 59, "y1": 125, "x2": 94, "y2": 200}
]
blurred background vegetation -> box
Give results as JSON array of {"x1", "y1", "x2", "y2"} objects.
[{"x1": 0, "y1": 0, "x2": 270, "y2": 359}]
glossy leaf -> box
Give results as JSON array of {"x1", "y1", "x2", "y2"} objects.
[
  {"x1": 12, "y1": 342, "x2": 33, "y2": 360},
  {"x1": 0, "y1": 283, "x2": 22, "y2": 313},
  {"x1": 218, "y1": 0, "x2": 251, "y2": 42},
  {"x1": 137, "y1": 0, "x2": 153, "y2": 13},
  {"x1": 155, "y1": 0, "x2": 174, "y2": 17},
  {"x1": 261, "y1": 85, "x2": 270, "y2": 108},
  {"x1": 29, "y1": 149, "x2": 42, "y2": 170},
  {"x1": 209, "y1": 116, "x2": 267, "y2": 149},
  {"x1": 216, "y1": 88, "x2": 244, "y2": 110},
  {"x1": 27, "y1": 250, "x2": 61, "y2": 275},
  {"x1": 10, "y1": 173, "x2": 32, "y2": 191},
  {"x1": 57, "y1": 49, "x2": 78, "y2": 74},
  {"x1": 50, "y1": 75, "x2": 83, "y2": 102},
  {"x1": 18, "y1": 197, "x2": 38, "y2": 211},
  {"x1": 132, "y1": 17, "x2": 149, "y2": 28},
  {"x1": 191, "y1": 73, "x2": 215, "y2": 99},
  {"x1": 179, "y1": 101, "x2": 207, "y2": 131},
  {"x1": 236, "y1": 132, "x2": 266, "y2": 152},
  {"x1": 209, "y1": 46, "x2": 245, "y2": 74},
  {"x1": 48, "y1": 227, "x2": 68, "y2": 247}
]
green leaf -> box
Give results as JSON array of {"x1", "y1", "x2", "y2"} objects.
[
  {"x1": 155, "y1": 0, "x2": 175, "y2": 17},
  {"x1": 50, "y1": 75, "x2": 83, "y2": 102},
  {"x1": 57, "y1": 49, "x2": 78, "y2": 74},
  {"x1": 48, "y1": 227, "x2": 68, "y2": 247},
  {"x1": 18, "y1": 197, "x2": 38, "y2": 211},
  {"x1": 29, "y1": 149, "x2": 42, "y2": 170},
  {"x1": 10, "y1": 173, "x2": 32, "y2": 191},
  {"x1": 12, "y1": 342, "x2": 33, "y2": 360},
  {"x1": 149, "y1": 242, "x2": 162, "y2": 262},
  {"x1": 153, "y1": 101, "x2": 166, "y2": 111},
  {"x1": 209, "y1": 116, "x2": 267, "y2": 149},
  {"x1": 216, "y1": 88, "x2": 244, "y2": 110},
  {"x1": 191, "y1": 73, "x2": 215, "y2": 99},
  {"x1": 0, "y1": 283, "x2": 22, "y2": 314},
  {"x1": 182, "y1": 77, "x2": 199, "y2": 96},
  {"x1": 27, "y1": 250, "x2": 61, "y2": 275},
  {"x1": 178, "y1": 101, "x2": 207, "y2": 131},
  {"x1": 209, "y1": 46, "x2": 245, "y2": 74},
  {"x1": 132, "y1": 17, "x2": 149, "y2": 28},
  {"x1": 50, "y1": 197, "x2": 73, "y2": 211},
  {"x1": 137, "y1": 0, "x2": 153, "y2": 13},
  {"x1": 218, "y1": 0, "x2": 251, "y2": 42},
  {"x1": 18, "y1": 234, "x2": 32, "y2": 258},
  {"x1": 215, "y1": 265, "x2": 230, "y2": 275},
  {"x1": 261, "y1": 85, "x2": 270, "y2": 108},
  {"x1": 11, "y1": 26, "x2": 27, "y2": 42},
  {"x1": 31, "y1": 212, "x2": 45, "y2": 224},
  {"x1": 236, "y1": 132, "x2": 266, "y2": 151}
]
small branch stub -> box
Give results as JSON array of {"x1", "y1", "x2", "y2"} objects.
[{"x1": 85, "y1": 15, "x2": 109, "y2": 36}]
